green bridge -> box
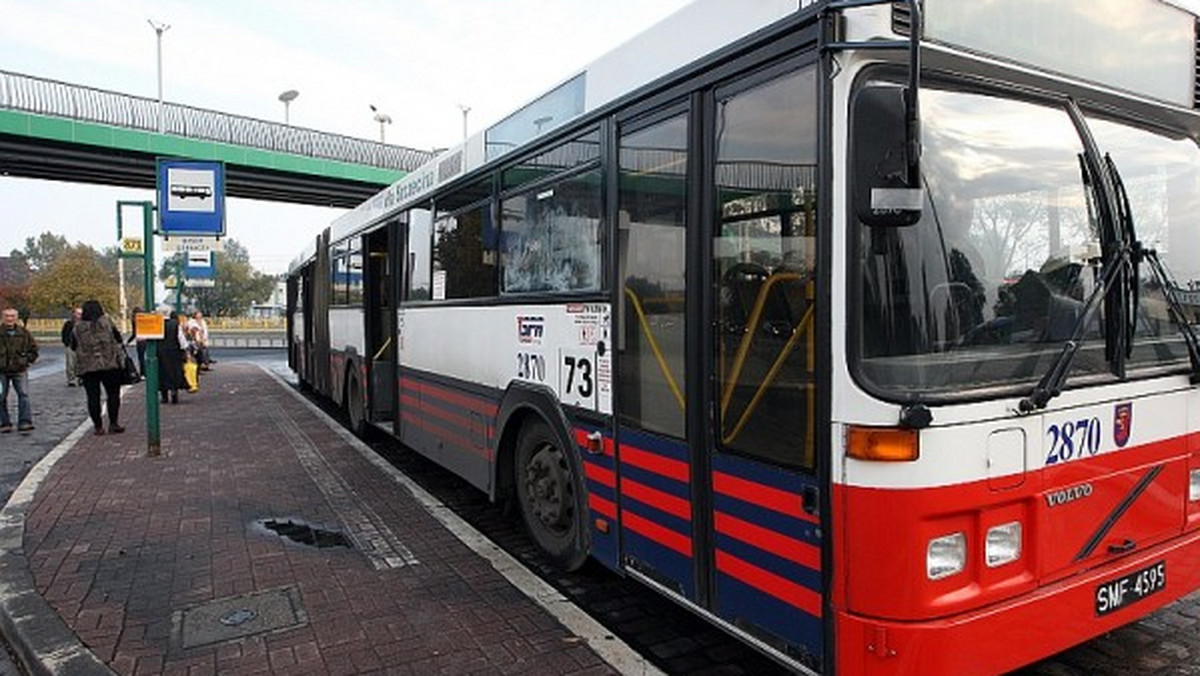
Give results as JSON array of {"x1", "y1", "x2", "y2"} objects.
[{"x1": 0, "y1": 70, "x2": 433, "y2": 208}]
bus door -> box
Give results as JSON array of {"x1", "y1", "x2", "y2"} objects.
[
  {"x1": 615, "y1": 104, "x2": 698, "y2": 595},
  {"x1": 364, "y1": 224, "x2": 396, "y2": 424},
  {"x1": 312, "y1": 229, "x2": 332, "y2": 396},
  {"x1": 701, "y1": 61, "x2": 824, "y2": 668},
  {"x1": 615, "y1": 59, "x2": 825, "y2": 668}
]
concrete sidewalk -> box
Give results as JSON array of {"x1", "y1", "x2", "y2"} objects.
[{"x1": 0, "y1": 364, "x2": 652, "y2": 675}]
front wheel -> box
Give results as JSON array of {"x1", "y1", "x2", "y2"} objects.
[{"x1": 514, "y1": 419, "x2": 588, "y2": 571}]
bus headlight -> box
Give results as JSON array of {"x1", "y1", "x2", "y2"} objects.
[
  {"x1": 1190, "y1": 469, "x2": 1200, "y2": 502},
  {"x1": 985, "y1": 521, "x2": 1022, "y2": 567},
  {"x1": 927, "y1": 532, "x2": 966, "y2": 580}
]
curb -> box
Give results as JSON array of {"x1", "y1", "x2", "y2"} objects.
[{"x1": 0, "y1": 416, "x2": 114, "y2": 676}]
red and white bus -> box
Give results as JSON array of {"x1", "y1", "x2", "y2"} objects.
[{"x1": 288, "y1": 1, "x2": 1200, "y2": 672}]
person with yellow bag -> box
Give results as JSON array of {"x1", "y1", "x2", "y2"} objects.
[{"x1": 182, "y1": 314, "x2": 200, "y2": 394}]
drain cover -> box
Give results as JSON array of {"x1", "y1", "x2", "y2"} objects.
[
  {"x1": 177, "y1": 587, "x2": 306, "y2": 649},
  {"x1": 255, "y1": 518, "x2": 353, "y2": 549},
  {"x1": 219, "y1": 608, "x2": 258, "y2": 626}
]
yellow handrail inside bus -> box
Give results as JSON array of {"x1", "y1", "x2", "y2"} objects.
[
  {"x1": 722, "y1": 305, "x2": 813, "y2": 447},
  {"x1": 372, "y1": 336, "x2": 393, "y2": 363},
  {"x1": 719, "y1": 272, "x2": 805, "y2": 418},
  {"x1": 623, "y1": 286, "x2": 686, "y2": 411}
]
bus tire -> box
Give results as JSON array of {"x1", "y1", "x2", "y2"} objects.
[
  {"x1": 514, "y1": 418, "x2": 587, "y2": 571},
  {"x1": 346, "y1": 371, "x2": 366, "y2": 437}
]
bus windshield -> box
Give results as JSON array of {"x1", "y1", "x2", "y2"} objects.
[{"x1": 854, "y1": 83, "x2": 1200, "y2": 400}]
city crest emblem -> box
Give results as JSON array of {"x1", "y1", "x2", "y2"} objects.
[{"x1": 1113, "y1": 403, "x2": 1132, "y2": 448}]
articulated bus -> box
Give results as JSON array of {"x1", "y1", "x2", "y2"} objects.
[{"x1": 288, "y1": 1, "x2": 1200, "y2": 672}]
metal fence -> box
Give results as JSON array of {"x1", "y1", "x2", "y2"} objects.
[{"x1": 0, "y1": 70, "x2": 434, "y2": 172}]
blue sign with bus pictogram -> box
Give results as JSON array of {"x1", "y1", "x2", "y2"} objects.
[{"x1": 156, "y1": 159, "x2": 226, "y2": 236}]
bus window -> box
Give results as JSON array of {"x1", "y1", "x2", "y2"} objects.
[
  {"x1": 434, "y1": 204, "x2": 498, "y2": 299},
  {"x1": 500, "y1": 169, "x2": 603, "y2": 294},
  {"x1": 406, "y1": 206, "x2": 433, "y2": 301},
  {"x1": 618, "y1": 112, "x2": 689, "y2": 439},
  {"x1": 331, "y1": 241, "x2": 349, "y2": 306},
  {"x1": 713, "y1": 65, "x2": 818, "y2": 469},
  {"x1": 347, "y1": 246, "x2": 364, "y2": 306}
]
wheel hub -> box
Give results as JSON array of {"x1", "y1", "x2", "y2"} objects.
[{"x1": 525, "y1": 444, "x2": 570, "y2": 530}]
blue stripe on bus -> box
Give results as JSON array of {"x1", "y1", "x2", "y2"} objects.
[
  {"x1": 618, "y1": 428, "x2": 691, "y2": 463},
  {"x1": 716, "y1": 532, "x2": 822, "y2": 591},
  {"x1": 713, "y1": 494, "x2": 821, "y2": 547},
  {"x1": 621, "y1": 463, "x2": 691, "y2": 500}
]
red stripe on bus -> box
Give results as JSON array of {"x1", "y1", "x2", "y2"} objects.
[
  {"x1": 714, "y1": 471, "x2": 817, "y2": 524},
  {"x1": 398, "y1": 375, "x2": 499, "y2": 417},
  {"x1": 400, "y1": 410, "x2": 492, "y2": 460},
  {"x1": 400, "y1": 392, "x2": 495, "y2": 439},
  {"x1": 621, "y1": 445, "x2": 690, "y2": 483},
  {"x1": 715, "y1": 549, "x2": 822, "y2": 618},
  {"x1": 583, "y1": 460, "x2": 616, "y2": 488},
  {"x1": 623, "y1": 511, "x2": 693, "y2": 557},
  {"x1": 622, "y1": 478, "x2": 691, "y2": 521},
  {"x1": 589, "y1": 493, "x2": 617, "y2": 520},
  {"x1": 714, "y1": 511, "x2": 820, "y2": 571}
]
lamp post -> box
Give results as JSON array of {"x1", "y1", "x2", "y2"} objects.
[
  {"x1": 370, "y1": 105, "x2": 392, "y2": 143},
  {"x1": 147, "y1": 19, "x2": 171, "y2": 133},
  {"x1": 278, "y1": 89, "x2": 299, "y2": 125},
  {"x1": 457, "y1": 104, "x2": 471, "y2": 143}
]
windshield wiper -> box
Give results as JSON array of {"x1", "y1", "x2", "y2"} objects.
[
  {"x1": 1106, "y1": 156, "x2": 1200, "y2": 382},
  {"x1": 1018, "y1": 243, "x2": 1132, "y2": 413}
]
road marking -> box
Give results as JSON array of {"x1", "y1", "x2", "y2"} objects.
[
  {"x1": 264, "y1": 398, "x2": 418, "y2": 569},
  {"x1": 262, "y1": 365, "x2": 665, "y2": 676}
]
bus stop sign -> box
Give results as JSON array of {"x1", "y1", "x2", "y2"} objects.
[{"x1": 157, "y1": 159, "x2": 226, "y2": 236}]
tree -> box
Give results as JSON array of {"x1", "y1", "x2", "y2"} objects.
[
  {"x1": 28, "y1": 244, "x2": 119, "y2": 316},
  {"x1": 0, "y1": 257, "x2": 32, "y2": 319},
  {"x1": 10, "y1": 232, "x2": 71, "y2": 273},
  {"x1": 99, "y1": 246, "x2": 146, "y2": 311},
  {"x1": 159, "y1": 239, "x2": 275, "y2": 317}
]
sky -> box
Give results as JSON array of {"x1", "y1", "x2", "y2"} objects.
[{"x1": 0, "y1": 0, "x2": 693, "y2": 274}]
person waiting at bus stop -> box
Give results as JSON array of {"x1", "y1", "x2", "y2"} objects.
[
  {"x1": 60, "y1": 306, "x2": 82, "y2": 386},
  {"x1": 186, "y1": 310, "x2": 212, "y2": 370},
  {"x1": 0, "y1": 307, "x2": 38, "y2": 433},
  {"x1": 156, "y1": 306, "x2": 187, "y2": 404},
  {"x1": 72, "y1": 300, "x2": 126, "y2": 435}
]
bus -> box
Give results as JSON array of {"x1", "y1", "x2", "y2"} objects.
[{"x1": 287, "y1": 1, "x2": 1200, "y2": 673}]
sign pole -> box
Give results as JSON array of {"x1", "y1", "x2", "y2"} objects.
[{"x1": 141, "y1": 202, "x2": 161, "y2": 457}]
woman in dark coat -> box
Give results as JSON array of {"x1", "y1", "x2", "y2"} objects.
[
  {"x1": 157, "y1": 307, "x2": 187, "y2": 404},
  {"x1": 73, "y1": 300, "x2": 125, "y2": 435}
]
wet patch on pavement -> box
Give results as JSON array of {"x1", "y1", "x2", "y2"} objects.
[{"x1": 252, "y1": 517, "x2": 353, "y2": 549}]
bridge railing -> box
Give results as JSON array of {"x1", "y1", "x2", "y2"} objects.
[{"x1": 0, "y1": 69, "x2": 433, "y2": 172}]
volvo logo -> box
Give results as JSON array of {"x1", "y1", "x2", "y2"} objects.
[{"x1": 1046, "y1": 483, "x2": 1094, "y2": 508}]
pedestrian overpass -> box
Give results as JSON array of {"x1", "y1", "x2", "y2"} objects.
[{"x1": 0, "y1": 70, "x2": 433, "y2": 208}]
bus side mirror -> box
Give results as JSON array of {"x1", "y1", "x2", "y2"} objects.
[{"x1": 851, "y1": 84, "x2": 923, "y2": 227}]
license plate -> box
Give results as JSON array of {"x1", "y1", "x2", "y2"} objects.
[{"x1": 1095, "y1": 560, "x2": 1166, "y2": 616}]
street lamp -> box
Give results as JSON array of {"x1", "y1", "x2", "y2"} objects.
[
  {"x1": 457, "y1": 103, "x2": 471, "y2": 143},
  {"x1": 278, "y1": 89, "x2": 299, "y2": 125},
  {"x1": 147, "y1": 19, "x2": 171, "y2": 133},
  {"x1": 370, "y1": 104, "x2": 392, "y2": 143}
]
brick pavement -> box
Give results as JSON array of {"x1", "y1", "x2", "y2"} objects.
[{"x1": 1, "y1": 363, "x2": 644, "y2": 676}]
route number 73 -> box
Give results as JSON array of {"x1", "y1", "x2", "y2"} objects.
[{"x1": 560, "y1": 348, "x2": 596, "y2": 407}]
